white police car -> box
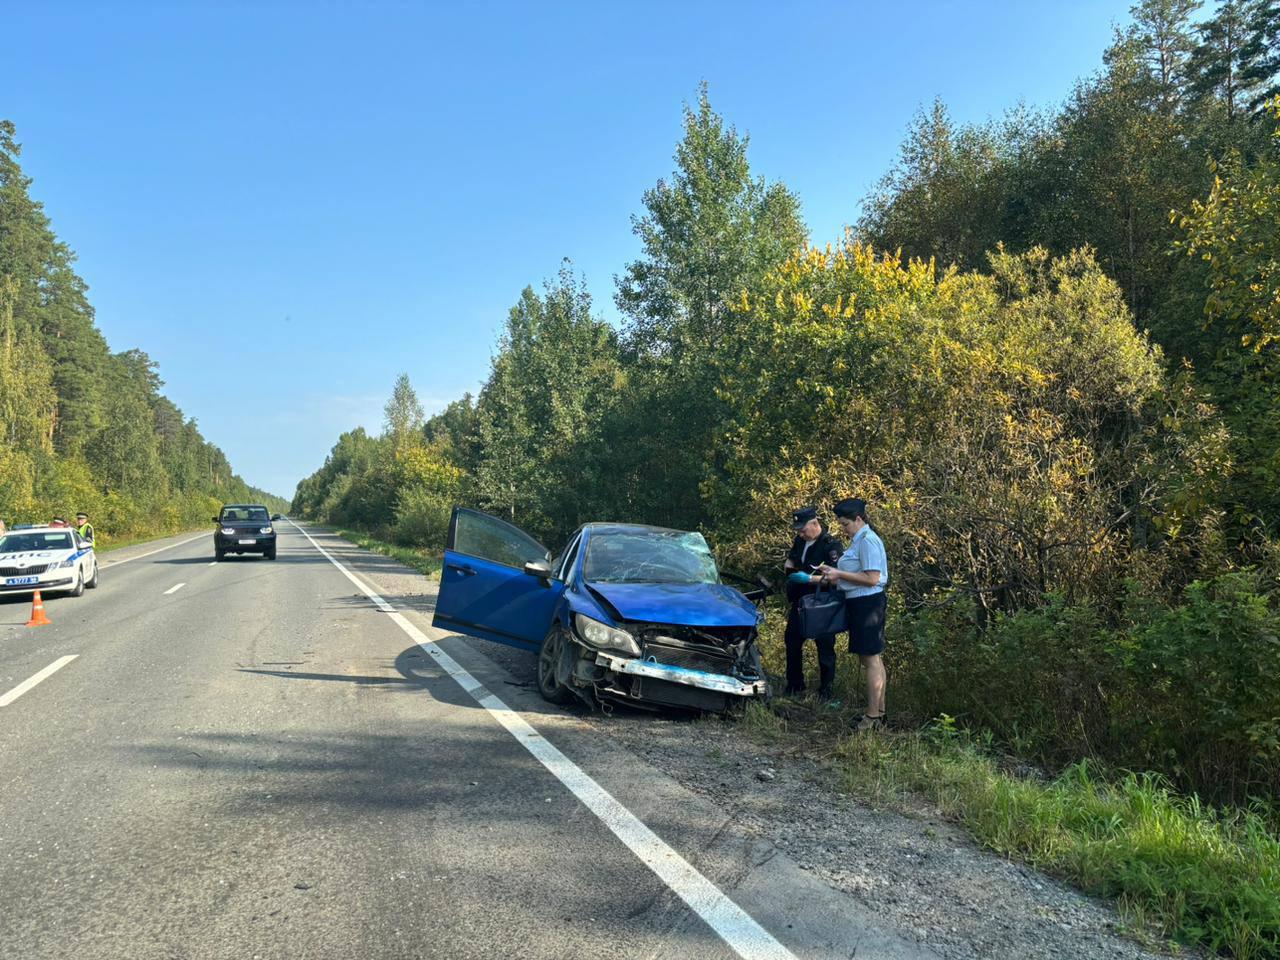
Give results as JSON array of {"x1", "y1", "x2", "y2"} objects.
[{"x1": 0, "y1": 525, "x2": 99, "y2": 597}]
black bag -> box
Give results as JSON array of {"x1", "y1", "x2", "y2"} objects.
[{"x1": 798, "y1": 585, "x2": 847, "y2": 638}]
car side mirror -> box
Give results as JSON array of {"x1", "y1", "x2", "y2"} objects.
[
  {"x1": 211, "y1": 516, "x2": 219, "y2": 523},
  {"x1": 523, "y1": 559, "x2": 553, "y2": 581}
]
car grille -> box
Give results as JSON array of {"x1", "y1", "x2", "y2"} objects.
[
  {"x1": 642, "y1": 639, "x2": 734, "y2": 676},
  {"x1": 0, "y1": 564, "x2": 50, "y2": 576}
]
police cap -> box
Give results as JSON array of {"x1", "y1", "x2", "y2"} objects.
[
  {"x1": 791, "y1": 506, "x2": 818, "y2": 529},
  {"x1": 833, "y1": 497, "x2": 868, "y2": 521}
]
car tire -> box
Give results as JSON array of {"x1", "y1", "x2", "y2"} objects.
[
  {"x1": 69, "y1": 569, "x2": 85, "y2": 597},
  {"x1": 265, "y1": 548, "x2": 277, "y2": 560},
  {"x1": 215, "y1": 548, "x2": 224, "y2": 561},
  {"x1": 86, "y1": 561, "x2": 99, "y2": 589},
  {"x1": 536, "y1": 627, "x2": 575, "y2": 706}
]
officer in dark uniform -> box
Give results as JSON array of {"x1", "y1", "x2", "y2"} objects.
[{"x1": 783, "y1": 506, "x2": 844, "y2": 697}]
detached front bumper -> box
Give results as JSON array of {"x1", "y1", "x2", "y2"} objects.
[{"x1": 594, "y1": 651, "x2": 768, "y2": 697}]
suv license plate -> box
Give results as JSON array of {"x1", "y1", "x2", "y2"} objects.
[
  {"x1": 238, "y1": 539, "x2": 256, "y2": 545},
  {"x1": 6, "y1": 576, "x2": 39, "y2": 585}
]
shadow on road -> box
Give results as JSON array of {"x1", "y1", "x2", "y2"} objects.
[
  {"x1": 321, "y1": 591, "x2": 439, "y2": 615},
  {"x1": 153, "y1": 554, "x2": 332, "y2": 565},
  {"x1": 113, "y1": 726, "x2": 736, "y2": 956}
]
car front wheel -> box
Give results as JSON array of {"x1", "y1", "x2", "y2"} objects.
[
  {"x1": 536, "y1": 628, "x2": 575, "y2": 706},
  {"x1": 85, "y1": 560, "x2": 99, "y2": 589},
  {"x1": 69, "y1": 569, "x2": 85, "y2": 597}
]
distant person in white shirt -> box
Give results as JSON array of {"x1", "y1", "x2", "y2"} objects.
[{"x1": 815, "y1": 497, "x2": 889, "y2": 731}]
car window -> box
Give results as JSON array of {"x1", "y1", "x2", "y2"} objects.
[
  {"x1": 221, "y1": 507, "x2": 269, "y2": 522},
  {"x1": 452, "y1": 510, "x2": 547, "y2": 569},
  {"x1": 552, "y1": 533, "x2": 581, "y2": 581},
  {"x1": 0, "y1": 532, "x2": 73, "y2": 552},
  {"x1": 583, "y1": 529, "x2": 719, "y2": 585}
]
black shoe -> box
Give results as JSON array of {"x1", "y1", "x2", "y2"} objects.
[
  {"x1": 817, "y1": 686, "x2": 834, "y2": 700},
  {"x1": 782, "y1": 685, "x2": 805, "y2": 697}
]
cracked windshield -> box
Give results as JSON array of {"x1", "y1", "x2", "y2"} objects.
[{"x1": 4, "y1": 2, "x2": 1280, "y2": 959}]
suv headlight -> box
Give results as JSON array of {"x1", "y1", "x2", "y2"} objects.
[
  {"x1": 573, "y1": 614, "x2": 641, "y2": 657},
  {"x1": 260, "y1": 527, "x2": 273, "y2": 534},
  {"x1": 221, "y1": 527, "x2": 236, "y2": 535}
]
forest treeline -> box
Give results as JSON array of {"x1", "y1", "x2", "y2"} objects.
[
  {"x1": 0, "y1": 121, "x2": 285, "y2": 541},
  {"x1": 295, "y1": 1, "x2": 1280, "y2": 806}
]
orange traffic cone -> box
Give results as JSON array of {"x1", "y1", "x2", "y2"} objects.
[{"x1": 25, "y1": 590, "x2": 51, "y2": 627}]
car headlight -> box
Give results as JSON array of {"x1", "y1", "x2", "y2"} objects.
[
  {"x1": 56, "y1": 558, "x2": 77, "y2": 568},
  {"x1": 260, "y1": 527, "x2": 273, "y2": 534},
  {"x1": 573, "y1": 614, "x2": 641, "y2": 657},
  {"x1": 221, "y1": 527, "x2": 236, "y2": 535}
]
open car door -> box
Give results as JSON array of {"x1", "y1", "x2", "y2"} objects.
[{"x1": 432, "y1": 507, "x2": 563, "y2": 651}]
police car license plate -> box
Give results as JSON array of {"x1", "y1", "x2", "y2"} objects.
[
  {"x1": 238, "y1": 539, "x2": 256, "y2": 545},
  {"x1": 6, "y1": 576, "x2": 39, "y2": 585}
]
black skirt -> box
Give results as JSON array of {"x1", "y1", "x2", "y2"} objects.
[{"x1": 846, "y1": 592, "x2": 887, "y2": 655}]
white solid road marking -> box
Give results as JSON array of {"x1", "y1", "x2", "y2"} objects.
[
  {"x1": 102, "y1": 533, "x2": 207, "y2": 567},
  {"x1": 208, "y1": 561, "x2": 217, "y2": 566},
  {"x1": 163, "y1": 582, "x2": 186, "y2": 595},
  {"x1": 0, "y1": 656, "x2": 79, "y2": 707},
  {"x1": 288, "y1": 520, "x2": 796, "y2": 960}
]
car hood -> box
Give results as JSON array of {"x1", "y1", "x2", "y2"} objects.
[
  {"x1": 220, "y1": 521, "x2": 271, "y2": 528},
  {"x1": 585, "y1": 581, "x2": 758, "y2": 628}
]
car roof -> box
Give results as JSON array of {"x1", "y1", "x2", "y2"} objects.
[
  {"x1": 580, "y1": 522, "x2": 700, "y2": 536},
  {"x1": 220, "y1": 503, "x2": 268, "y2": 509},
  {"x1": 1, "y1": 526, "x2": 76, "y2": 538}
]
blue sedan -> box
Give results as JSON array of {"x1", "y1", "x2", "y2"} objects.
[{"x1": 432, "y1": 508, "x2": 770, "y2": 712}]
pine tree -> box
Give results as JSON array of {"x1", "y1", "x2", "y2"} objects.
[{"x1": 1187, "y1": 0, "x2": 1256, "y2": 118}]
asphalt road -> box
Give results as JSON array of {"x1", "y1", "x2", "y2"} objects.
[{"x1": 0, "y1": 523, "x2": 932, "y2": 960}]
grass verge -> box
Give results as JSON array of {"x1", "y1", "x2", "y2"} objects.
[
  {"x1": 760, "y1": 708, "x2": 1280, "y2": 959},
  {"x1": 96, "y1": 528, "x2": 208, "y2": 555},
  {"x1": 325, "y1": 526, "x2": 443, "y2": 579}
]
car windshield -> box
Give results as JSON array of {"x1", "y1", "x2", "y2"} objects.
[
  {"x1": 0, "y1": 532, "x2": 73, "y2": 552},
  {"x1": 583, "y1": 529, "x2": 720, "y2": 585},
  {"x1": 222, "y1": 507, "x2": 269, "y2": 522}
]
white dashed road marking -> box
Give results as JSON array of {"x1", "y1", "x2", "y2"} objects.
[
  {"x1": 0, "y1": 656, "x2": 78, "y2": 707},
  {"x1": 163, "y1": 583, "x2": 186, "y2": 595}
]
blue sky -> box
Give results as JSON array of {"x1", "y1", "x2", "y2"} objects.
[{"x1": 7, "y1": 0, "x2": 1132, "y2": 498}]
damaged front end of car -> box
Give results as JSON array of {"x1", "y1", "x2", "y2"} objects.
[{"x1": 559, "y1": 612, "x2": 769, "y2": 713}]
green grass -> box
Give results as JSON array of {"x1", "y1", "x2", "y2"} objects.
[
  {"x1": 324, "y1": 526, "x2": 443, "y2": 579},
  {"x1": 95, "y1": 527, "x2": 208, "y2": 554},
  {"x1": 813, "y1": 718, "x2": 1280, "y2": 959}
]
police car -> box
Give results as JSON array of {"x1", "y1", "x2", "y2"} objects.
[{"x1": 0, "y1": 525, "x2": 99, "y2": 597}]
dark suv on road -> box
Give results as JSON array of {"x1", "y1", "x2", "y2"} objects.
[{"x1": 213, "y1": 504, "x2": 281, "y2": 560}]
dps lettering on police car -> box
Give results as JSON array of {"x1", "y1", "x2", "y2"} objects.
[{"x1": 0, "y1": 525, "x2": 98, "y2": 598}]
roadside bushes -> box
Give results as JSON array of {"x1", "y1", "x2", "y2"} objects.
[
  {"x1": 712, "y1": 243, "x2": 1171, "y2": 612},
  {"x1": 292, "y1": 400, "x2": 464, "y2": 552},
  {"x1": 390, "y1": 445, "x2": 463, "y2": 547},
  {"x1": 711, "y1": 241, "x2": 1280, "y2": 804},
  {"x1": 882, "y1": 569, "x2": 1280, "y2": 804}
]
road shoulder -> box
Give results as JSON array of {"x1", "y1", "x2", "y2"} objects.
[{"x1": 318, "y1": 525, "x2": 1185, "y2": 960}]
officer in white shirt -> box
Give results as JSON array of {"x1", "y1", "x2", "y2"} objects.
[{"x1": 815, "y1": 497, "x2": 889, "y2": 731}]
